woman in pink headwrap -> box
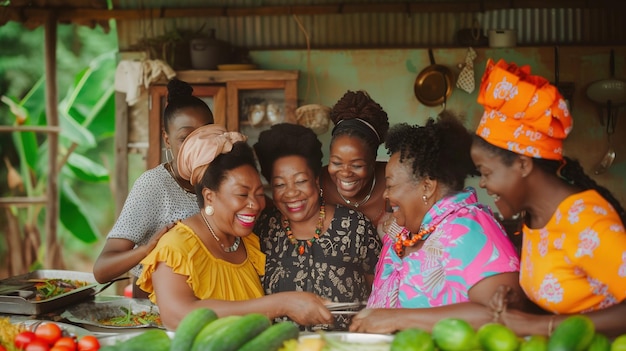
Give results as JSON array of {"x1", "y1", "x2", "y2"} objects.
[
  {"x1": 137, "y1": 124, "x2": 333, "y2": 330},
  {"x1": 470, "y1": 59, "x2": 626, "y2": 337}
]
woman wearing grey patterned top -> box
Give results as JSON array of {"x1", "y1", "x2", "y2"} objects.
[{"x1": 93, "y1": 79, "x2": 213, "y2": 298}]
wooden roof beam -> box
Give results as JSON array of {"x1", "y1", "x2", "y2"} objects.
[{"x1": 1, "y1": 1, "x2": 622, "y2": 24}]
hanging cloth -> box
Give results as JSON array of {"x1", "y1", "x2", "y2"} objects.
[{"x1": 456, "y1": 47, "x2": 478, "y2": 94}]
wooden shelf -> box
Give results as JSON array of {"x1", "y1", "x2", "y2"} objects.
[{"x1": 153, "y1": 70, "x2": 299, "y2": 85}]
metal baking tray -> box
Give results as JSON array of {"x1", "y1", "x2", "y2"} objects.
[
  {"x1": 61, "y1": 298, "x2": 164, "y2": 332},
  {"x1": 0, "y1": 270, "x2": 99, "y2": 315}
]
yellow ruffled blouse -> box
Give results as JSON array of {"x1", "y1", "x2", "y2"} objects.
[{"x1": 137, "y1": 222, "x2": 266, "y2": 304}]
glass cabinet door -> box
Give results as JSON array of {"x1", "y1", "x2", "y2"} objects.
[{"x1": 226, "y1": 80, "x2": 297, "y2": 148}]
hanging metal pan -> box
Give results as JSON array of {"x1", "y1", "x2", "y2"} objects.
[
  {"x1": 414, "y1": 48, "x2": 454, "y2": 107},
  {"x1": 586, "y1": 49, "x2": 626, "y2": 107}
]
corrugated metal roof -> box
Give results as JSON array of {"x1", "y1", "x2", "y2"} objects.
[{"x1": 114, "y1": 1, "x2": 625, "y2": 51}]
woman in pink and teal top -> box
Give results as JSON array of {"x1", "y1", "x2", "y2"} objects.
[{"x1": 350, "y1": 112, "x2": 522, "y2": 333}]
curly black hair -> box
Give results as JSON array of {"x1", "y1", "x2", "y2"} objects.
[
  {"x1": 385, "y1": 112, "x2": 478, "y2": 191},
  {"x1": 163, "y1": 78, "x2": 214, "y2": 132},
  {"x1": 472, "y1": 135, "x2": 626, "y2": 225},
  {"x1": 195, "y1": 141, "x2": 258, "y2": 208},
  {"x1": 253, "y1": 123, "x2": 323, "y2": 183},
  {"x1": 330, "y1": 90, "x2": 389, "y2": 156}
]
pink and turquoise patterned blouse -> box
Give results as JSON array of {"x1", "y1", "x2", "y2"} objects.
[{"x1": 367, "y1": 187, "x2": 520, "y2": 308}]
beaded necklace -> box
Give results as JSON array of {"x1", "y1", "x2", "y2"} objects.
[
  {"x1": 394, "y1": 226, "x2": 436, "y2": 256},
  {"x1": 283, "y1": 203, "x2": 326, "y2": 255}
]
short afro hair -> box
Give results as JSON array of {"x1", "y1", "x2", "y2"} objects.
[{"x1": 253, "y1": 123, "x2": 323, "y2": 183}]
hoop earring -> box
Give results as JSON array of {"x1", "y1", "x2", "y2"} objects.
[
  {"x1": 422, "y1": 195, "x2": 428, "y2": 205},
  {"x1": 319, "y1": 188, "x2": 324, "y2": 199},
  {"x1": 204, "y1": 205, "x2": 214, "y2": 216},
  {"x1": 164, "y1": 148, "x2": 174, "y2": 164}
]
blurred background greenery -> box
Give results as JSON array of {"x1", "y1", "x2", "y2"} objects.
[{"x1": 0, "y1": 19, "x2": 120, "y2": 276}]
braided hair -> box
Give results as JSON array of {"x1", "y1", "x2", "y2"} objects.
[
  {"x1": 472, "y1": 136, "x2": 626, "y2": 225},
  {"x1": 385, "y1": 112, "x2": 478, "y2": 191},
  {"x1": 163, "y1": 78, "x2": 214, "y2": 132},
  {"x1": 330, "y1": 90, "x2": 389, "y2": 156}
]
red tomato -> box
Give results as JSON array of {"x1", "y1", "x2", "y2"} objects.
[
  {"x1": 77, "y1": 336, "x2": 100, "y2": 351},
  {"x1": 34, "y1": 322, "x2": 63, "y2": 345},
  {"x1": 25, "y1": 339, "x2": 51, "y2": 351},
  {"x1": 53, "y1": 337, "x2": 77, "y2": 351},
  {"x1": 50, "y1": 346, "x2": 75, "y2": 351},
  {"x1": 14, "y1": 331, "x2": 37, "y2": 348},
  {"x1": 0, "y1": 344, "x2": 7, "y2": 351}
]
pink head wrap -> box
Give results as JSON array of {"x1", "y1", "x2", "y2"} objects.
[{"x1": 177, "y1": 125, "x2": 248, "y2": 185}]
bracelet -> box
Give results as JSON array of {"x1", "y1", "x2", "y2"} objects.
[{"x1": 547, "y1": 315, "x2": 556, "y2": 336}]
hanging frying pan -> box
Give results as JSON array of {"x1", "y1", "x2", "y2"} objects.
[
  {"x1": 414, "y1": 48, "x2": 455, "y2": 107},
  {"x1": 586, "y1": 49, "x2": 626, "y2": 110}
]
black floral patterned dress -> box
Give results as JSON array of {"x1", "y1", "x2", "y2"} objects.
[{"x1": 254, "y1": 204, "x2": 382, "y2": 331}]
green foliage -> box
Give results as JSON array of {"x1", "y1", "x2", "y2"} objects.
[{"x1": 0, "y1": 20, "x2": 119, "y2": 266}]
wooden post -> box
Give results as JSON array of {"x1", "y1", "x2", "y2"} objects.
[{"x1": 44, "y1": 13, "x2": 60, "y2": 269}]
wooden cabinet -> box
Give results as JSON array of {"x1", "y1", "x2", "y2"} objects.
[{"x1": 147, "y1": 70, "x2": 298, "y2": 169}]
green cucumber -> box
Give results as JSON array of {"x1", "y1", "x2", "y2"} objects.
[
  {"x1": 547, "y1": 315, "x2": 595, "y2": 351},
  {"x1": 191, "y1": 315, "x2": 242, "y2": 351},
  {"x1": 191, "y1": 313, "x2": 271, "y2": 351},
  {"x1": 239, "y1": 321, "x2": 300, "y2": 351},
  {"x1": 113, "y1": 329, "x2": 171, "y2": 351},
  {"x1": 170, "y1": 308, "x2": 218, "y2": 351}
]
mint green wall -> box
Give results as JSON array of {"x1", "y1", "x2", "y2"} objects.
[{"x1": 251, "y1": 46, "x2": 626, "y2": 209}]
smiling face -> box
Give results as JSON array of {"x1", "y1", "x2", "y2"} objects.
[
  {"x1": 470, "y1": 142, "x2": 526, "y2": 219},
  {"x1": 384, "y1": 152, "x2": 425, "y2": 233},
  {"x1": 271, "y1": 155, "x2": 320, "y2": 224},
  {"x1": 327, "y1": 134, "x2": 376, "y2": 200},
  {"x1": 206, "y1": 164, "x2": 266, "y2": 237}
]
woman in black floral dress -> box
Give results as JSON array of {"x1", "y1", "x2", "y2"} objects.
[{"x1": 253, "y1": 123, "x2": 382, "y2": 331}]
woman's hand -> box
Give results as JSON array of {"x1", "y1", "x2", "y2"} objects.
[
  {"x1": 280, "y1": 291, "x2": 333, "y2": 326},
  {"x1": 143, "y1": 222, "x2": 175, "y2": 255},
  {"x1": 349, "y1": 308, "x2": 401, "y2": 334}
]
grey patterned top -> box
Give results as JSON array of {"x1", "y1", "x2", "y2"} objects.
[
  {"x1": 107, "y1": 164, "x2": 199, "y2": 276},
  {"x1": 254, "y1": 205, "x2": 382, "y2": 331}
]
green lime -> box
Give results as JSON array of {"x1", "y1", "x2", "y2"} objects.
[
  {"x1": 612, "y1": 334, "x2": 626, "y2": 351},
  {"x1": 477, "y1": 322, "x2": 520, "y2": 351},
  {"x1": 391, "y1": 328, "x2": 435, "y2": 351},
  {"x1": 588, "y1": 333, "x2": 611, "y2": 351},
  {"x1": 432, "y1": 318, "x2": 477, "y2": 351},
  {"x1": 519, "y1": 335, "x2": 548, "y2": 351}
]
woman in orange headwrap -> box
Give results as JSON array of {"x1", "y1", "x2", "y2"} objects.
[
  {"x1": 471, "y1": 59, "x2": 626, "y2": 337},
  {"x1": 137, "y1": 124, "x2": 332, "y2": 330}
]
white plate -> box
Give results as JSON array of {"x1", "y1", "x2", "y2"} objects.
[
  {"x1": 300, "y1": 332, "x2": 393, "y2": 350},
  {"x1": 17, "y1": 320, "x2": 92, "y2": 337}
]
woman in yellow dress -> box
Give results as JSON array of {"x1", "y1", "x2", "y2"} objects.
[{"x1": 137, "y1": 124, "x2": 332, "y2": 330}]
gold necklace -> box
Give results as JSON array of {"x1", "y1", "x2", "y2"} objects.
[
  {"x1": 166, "y1": 163, "x2": 194, "y2": 194},
  {"x1": 200, "y1": 212, "x2": 240, "y2": 253},
  {"x1": 337, "y1": 176, "x2": 376, "y2": 208}
]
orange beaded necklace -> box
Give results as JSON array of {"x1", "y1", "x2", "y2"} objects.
[
  {"x1": 283, "y1": 203, "x2": 326, "y2": 255},
  {"x1": 394, "y1": 226, "x2": 436, "y2": 256}
]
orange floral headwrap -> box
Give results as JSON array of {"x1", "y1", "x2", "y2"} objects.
[
  {"x1": 476, "y1": 59, "x2": 573, "y2": 160},
  {"x1": 177, "y1": 125, "x2": 248, "y2": 185}
]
